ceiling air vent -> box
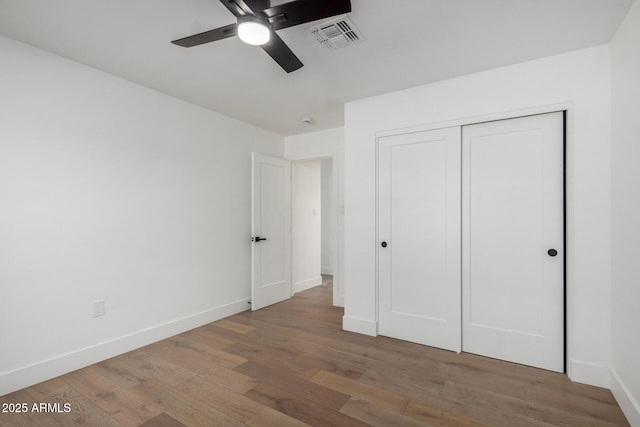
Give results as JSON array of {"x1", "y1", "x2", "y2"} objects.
[{"x1": 311, "y1": 15, "x2": 364, "y2": 50}]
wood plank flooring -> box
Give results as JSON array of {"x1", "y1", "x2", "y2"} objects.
[{"x1": 0, "y1": 276, "x2": 629, "y2": 426}]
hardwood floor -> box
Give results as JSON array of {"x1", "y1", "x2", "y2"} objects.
[{"x1": 0, "y1": 276, "x2": 629, "y2": 426}]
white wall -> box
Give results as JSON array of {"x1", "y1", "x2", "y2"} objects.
[
  {"x1": 321, "y1": 159, "x2": 334, "y2": 275},
  {"x1": 291, "y1": 160, "x2": 322, "y2": 293},
  {"x1": 285, "y1": 127, "x2": 345, "y2": 306},
  {"x1": 344, "y1": 45, "x2": 612, "y2": 387},
  {"x1": 610, "y1": 1, "x2": 640, "y2": 424},
  {"x1": 0, "y1": 35, "x2": 283, "y2": 395}
]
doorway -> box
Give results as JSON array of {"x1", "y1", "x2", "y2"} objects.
[{"x1": 291, "y1": 158, "x2": 338, "y2": 304}]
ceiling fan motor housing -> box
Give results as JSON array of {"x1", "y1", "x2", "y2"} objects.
[{"x1": 237, "y1": 15, "x2": 271, "y2": 45}]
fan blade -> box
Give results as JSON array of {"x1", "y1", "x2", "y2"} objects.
[
  {"x1": 219, "y1": 0, "x2": 255, "y2": 17},
  {"x1": 172, "y1": 23, "x2": 237, "y2": 47},
  {"x1": 264, "y1": 0, "x2": 351, "y2": 31},
  {"x1": 245, "y1": 0, "x2": 270, "y2": 11},
  {"x1": 261, "y1": 32, "x2": 303, "y2": 73}
]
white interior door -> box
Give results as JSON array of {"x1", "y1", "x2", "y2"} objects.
[
  {"x1": 378, "y1": 127, "x2": 461, "y2": 352},
  {"x1": 462, "y1": 112, "x2": 564, "y2": 372},
  {"x1": 251, "y1": 153, "x2": 291, "y2": 311}
]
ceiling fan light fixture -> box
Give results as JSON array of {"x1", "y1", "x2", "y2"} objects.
[{"x1": 237, "y1": 16, "x2": 271, "y2": 46}]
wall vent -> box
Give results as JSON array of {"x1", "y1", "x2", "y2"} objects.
[{"x1": 311, "y1": 15, "x2": 364, "y2": 50}]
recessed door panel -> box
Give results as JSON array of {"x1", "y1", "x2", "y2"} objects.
[
  {"x1": 251, "y1": 153, "x2": 291, "y2": 310},
  {"x1": 462, "y1": 112, "x2": 564, "y2": 372},
  {"x1": 378, "y1": 127, "x2": 461, "y2": 352}
]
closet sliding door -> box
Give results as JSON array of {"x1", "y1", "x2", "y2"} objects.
[
  {"x1": 462, "y1": 112, "x2": 564, "y2": 372},
  {"x1": 377, "y1": 113, "x2": 564, "y2": 371},
  {"x1": 378, "y1": 127, "x2": 461, "y2": 352}
]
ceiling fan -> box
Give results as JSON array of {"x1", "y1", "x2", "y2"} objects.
[{"x1": 171, "y1": 0, "x2": 352, "y2": 73}]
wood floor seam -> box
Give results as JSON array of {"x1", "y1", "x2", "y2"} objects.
[{"x1": 0, "y1": 277, "x2": 629, "y2": 427}]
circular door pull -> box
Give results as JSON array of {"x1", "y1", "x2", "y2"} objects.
[
  {"x1": 547, "y1": 249, "x2": 558, "y2": 257},
  {"x1": 381, "y1": 241, "x2": 388, "y2": 248}
]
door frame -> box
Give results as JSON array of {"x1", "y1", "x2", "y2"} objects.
[
  {"x1": 375, "y1": 103, "x2": 573, "y2": 374},
  {"x1": 288, "y1": 154, "x2": 344, "y2": 307}
]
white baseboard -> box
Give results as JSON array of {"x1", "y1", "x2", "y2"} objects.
[
  {"x1": 0, "y1": 298, "x2": 249, "y2": 396},
  {"x1": 568, "y1": 359, "x2": 611, "y2": 388},
  {"x1": 611, "y1": 369, "x2": 640, "y2": 427},
  {"x1": 294, "y1": 276, "x2": 322, "y2": 294},
  {"x1": 321, "y1": 266, "x2": 334, "y2": 275},
  {"x1": 342, "y1": 315, "x2": 377, "y2": 336}
]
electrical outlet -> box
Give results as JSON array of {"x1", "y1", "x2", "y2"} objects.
[{"x1": 93, "y1": 300, "x2": 105, "y2": 318}]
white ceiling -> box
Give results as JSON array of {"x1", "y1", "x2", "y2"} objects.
[{"x1": 0, "y1": 0, "x2": 633, "y2": 136}]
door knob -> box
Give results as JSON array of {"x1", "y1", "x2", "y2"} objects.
[
  {"x1": 252, "y1": 236, "x2": 267, "y2": 242},
  {"x1": 381, "y1": 241, "x2": 388, "y2": 248},
  {"x1": 547, "y1": 248, "x2": 558, "y2": 257}
]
